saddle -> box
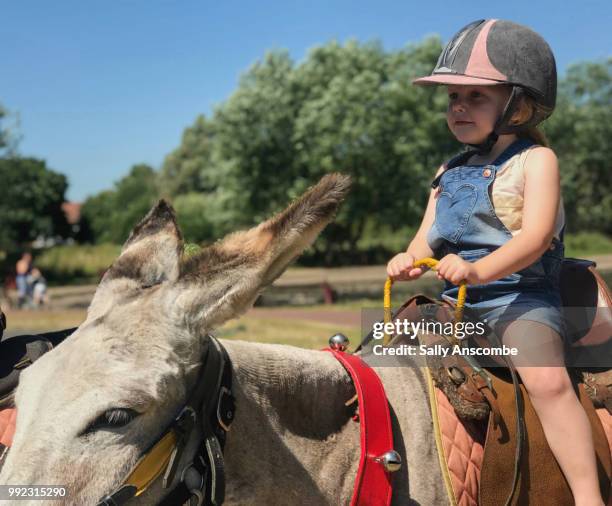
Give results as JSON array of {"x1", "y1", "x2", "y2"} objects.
[
  {"x1": 426, "y1": 257, "x2": 612, "y2": 419},
  {"x1": 0, "y1": 327, "x2": 77, "y2": 404},
  {"x1": 0, "y1": 324, "x2": 76, "y2": 457},
  {"x1": 365, "y1": 257, "x2": 612, "y2": 505}
]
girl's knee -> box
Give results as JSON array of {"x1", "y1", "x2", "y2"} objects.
[{"x1": 520, "y1": 368, "x2": 573, "y2": 400}]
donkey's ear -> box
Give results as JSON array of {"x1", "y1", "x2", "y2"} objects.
[
  {"x1": 103, "y1": 200, "x2": 183, "y2": 287},
  {"x1": 174, "y1": 173, "x2": 350, "y2": 329}
]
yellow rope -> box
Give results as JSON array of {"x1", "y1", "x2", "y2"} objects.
[{"x1": 383, "y1": 257, "x2": 467, "y2": 345}]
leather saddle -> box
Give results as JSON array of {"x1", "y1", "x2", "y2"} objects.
[
  {"x1": 0, "y1": 327, "x2": 76, "y2": 404},
  {"x1": 358, "y1": 257, "x2": 612, "y2": 505},
  {"x1": 391, "y1": 258, "x2": 612, "y2": 417}
]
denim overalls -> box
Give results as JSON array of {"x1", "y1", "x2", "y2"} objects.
[{"x1": 428, "y1": 138, "x2": 566, "y2": 337}]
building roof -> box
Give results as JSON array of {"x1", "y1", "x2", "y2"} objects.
[{"x1": 61, "y1": 202, "x2": 82, "y2": 225}]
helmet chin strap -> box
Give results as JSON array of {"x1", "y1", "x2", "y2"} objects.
[{"x1": 467, "y1": 86, "x2": 525, "y2": 155}]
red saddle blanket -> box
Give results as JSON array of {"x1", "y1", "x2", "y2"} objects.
[{"x1": 0, "y1": 408, "x2": 16, "y2": 448}]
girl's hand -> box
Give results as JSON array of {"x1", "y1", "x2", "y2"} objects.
[
  {"x1": 436, "y1": 254, "x2": 484, "y2": 285},
  {"x1": 386, "y1": 252, "x2": 427, "y2": 281}
]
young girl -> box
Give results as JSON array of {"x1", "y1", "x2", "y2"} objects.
[{"x1": 387, "y1": 19, "x2": 604, "y2": 506}]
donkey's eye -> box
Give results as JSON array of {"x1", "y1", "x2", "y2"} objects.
[
  {"x1": 103, "y1": 408, "x2": 139, "y2": 426},
  {"x1": 82, "y1": 408, "x2": 140, "y2": 435}
]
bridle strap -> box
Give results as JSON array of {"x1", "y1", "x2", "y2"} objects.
[
  {"x1": 99, "y1": 336, "x2": 235, "y2": 506},
  {"x1": 162, "y1": 337, "x2": 232, "y2": 506}
]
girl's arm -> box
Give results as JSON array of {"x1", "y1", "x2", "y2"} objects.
[
  {"x1": 406, "y1": 165, "x2": 446, "y2": 259},
  {"x1": 473, "y1": 147, "x2": 561, "y2": 284},
  {"x1": 387, "y1": 165, "x2": 444, "y2": 280}
]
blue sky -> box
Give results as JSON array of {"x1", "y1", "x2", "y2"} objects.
[{"x1": 2, "y1": 0, "x2": 610, "y2": 201}]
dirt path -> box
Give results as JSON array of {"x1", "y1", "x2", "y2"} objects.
[{"x1": 6, "y1": 255, "x2": 611, "y2": 312}]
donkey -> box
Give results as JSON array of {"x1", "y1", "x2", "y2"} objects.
[{"x1": 0, "y1": 174, "x2": 446, "y2": 505}]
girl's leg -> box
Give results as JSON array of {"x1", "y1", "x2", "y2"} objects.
[{"x1": 498, "y1": 320, "x2": 604, "y2": 506}]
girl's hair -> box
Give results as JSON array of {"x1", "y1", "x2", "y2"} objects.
[{"x1": 510, "y1": 93, "x2": 551, "y2": 147}]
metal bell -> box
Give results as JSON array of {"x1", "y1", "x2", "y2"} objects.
[
  {"x1": 328, "y1": 333, "x2": 350, "y2": 351},
  {"x1": 375, "y1": 450, "x2": 402, "y2": 473}
]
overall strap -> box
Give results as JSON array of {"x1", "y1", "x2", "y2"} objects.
[
  {"x1": 489, "y1": 138, "x2": 535, "y2": 168},
  {"x1": 431, "y1": 138, "x2": 535, "y2": 189},
  {"x1": 431, "y1": 150, "x2": 476, "y2": 189}
]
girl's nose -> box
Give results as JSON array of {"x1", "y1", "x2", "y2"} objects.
[{"x1": 451, "y1": 99, "x2": 466, "y2": 113}]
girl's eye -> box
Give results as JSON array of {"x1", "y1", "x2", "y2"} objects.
[
  {"x1": 470, "y1": 91, "x2": 484, "y2": 99},
  {"x1": 448, "y1": 93, "x2": 458, "y2": 100}
]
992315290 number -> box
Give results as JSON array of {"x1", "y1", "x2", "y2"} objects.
[{"x1": 0, "y1": 486, "x2": 67, "y2": 499}]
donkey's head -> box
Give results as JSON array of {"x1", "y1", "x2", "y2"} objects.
[{"x1": 0, "y1": 174, "x2": 350, "y2": 504}]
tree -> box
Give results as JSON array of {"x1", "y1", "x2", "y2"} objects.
[
  {"x1": 158, "y1": 115, "x2": 217, "y2": 197},
  {"x1": 544, "y1": 58, "x2": 612, "y2": 234},
  {"x1": 81, "y1": 164, "x2": 159, "y2": 243},
  {"x1": 89, "y1": 43, "x2": 611, "y2": 261},
  {"x1": 0, "y1": 103, "x2": 22, "y2": 156},
  {"x1": 159, "y1": 37, "x2": 459, "y2": 262},
  {"x1": 0, "y1": 103, "x2": 9, "y2": 155},
  {"x1": 0, "y1": 157, "x2": 69, "y2": 252},
  {"x1": 172, "y1": 193, "x2": 215, "y2": 243}
]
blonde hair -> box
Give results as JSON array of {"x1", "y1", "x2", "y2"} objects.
[{"x1": 510, "y1": 94, "x2": 551, "y2": 147}]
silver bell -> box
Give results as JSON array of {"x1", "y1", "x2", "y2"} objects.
[
  {"x1": 375, "y1": 450, "x2": 402, "y2": 473},
  {"x1": 328, "y1": 333, "x2": 350, "y2": 351}
]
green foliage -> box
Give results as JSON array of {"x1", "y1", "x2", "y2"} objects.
[
  {"x1": 0, "y1": 157, "x2": 69, "y2": 252},
  {"x1": 173, "y1": 193, "x2": 215, "y2": 243},
  {"x1": 158, "y1": 115, "x2": 216, "y2": 196},
  {"x1": 0, "y1": 103, "x2": 7, "y2": 151},
  {"x1": 183, "y1": 242, "x2": 202, "y2": 258},
  {"x1": 35, "y1": 243, "x2": 121, "y2": 284},
  {"x1": 563, "y1": 232, "x2": 612, "y2": 257},
  {"x1": 544, "y1": 58, "x2": 612, "y2": 235},
  {"x1": 81, "y1": 164, "x2": 159, "y2": 244},
  {"x1": 156, "y1": 37, "x2": 459, "y2": 261},
  {"x1": 80, "y1": 41, "x2": 610, "y2": 264}
]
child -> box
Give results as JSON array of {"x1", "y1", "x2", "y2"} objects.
[
  {"x1": 15, "y1": 252, "x2": 32, "y2": 308},
  {"x1": 387, "y1": 19, "x2": 604, "y2": 505},
  {"x1": 30, "y1": 268, "x2": 48, "y2": 307}
]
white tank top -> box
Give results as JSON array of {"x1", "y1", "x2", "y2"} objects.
[{"x1": 489, "y1": 145, "x2": 565, "y2": 240}]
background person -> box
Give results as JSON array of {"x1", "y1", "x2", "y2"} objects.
[
  {"x1": 30, "y1": 268, "x2": 48, "y2": 307},
  {"x1": 15, "y1": 252, "x2": 32, "y2": 308}
]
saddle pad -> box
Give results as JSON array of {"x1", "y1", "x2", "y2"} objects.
[
  {"x1": 427, "y1": 368, "x2": 486, "y2": 506},
  {"x1": 596, "y1": 407, "x2": 612, "y2": 451},
  {"x1": 428, "y1": 377, "x2": 612, "y2": 506},
  {"x1": 0, "y1": 408, "x2": 16, "y2": 447}
]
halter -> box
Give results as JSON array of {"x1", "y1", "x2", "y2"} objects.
[{"x1": 98, "y1": 336, "x2": 235, "y2": 506}]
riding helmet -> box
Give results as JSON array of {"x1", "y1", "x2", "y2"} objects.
[{"x1": 413, "y1": 19, "x2": 557, "y2": 153}]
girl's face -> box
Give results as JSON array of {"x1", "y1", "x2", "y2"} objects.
[{"x1": 446, "y1": 85, "x2": 512, "y2": 144}]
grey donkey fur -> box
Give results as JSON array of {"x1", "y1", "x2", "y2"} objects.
[{"x1": 0, "y1": 174, "x2": 446, "y2": 505}]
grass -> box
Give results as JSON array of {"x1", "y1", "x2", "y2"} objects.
[
  {"x1": 4, "y1": 308, "x2": 360, "y2": 350},
  {"x1": 5, "y1": 309, "x2": 87, "y2": 332},
  {"x1": 29, "y1": 231, "x2": 612, "y2": 286},
  {"x1": 564, "y1": 232, "x2": 612, "y2": 258},
  {"x1": 35, "y1": 244, "x2": 121, "y2": 285},
  {"x1": 216, "y1": 317, "x2": 361, "y2": 350},
  {"x1": 5, "y1": 267, "x2": 612, "y2": 349}
]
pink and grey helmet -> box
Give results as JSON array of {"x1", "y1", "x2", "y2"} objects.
[{"x1": 414, "y1": 19, "x2": 557, "y2": 152}]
